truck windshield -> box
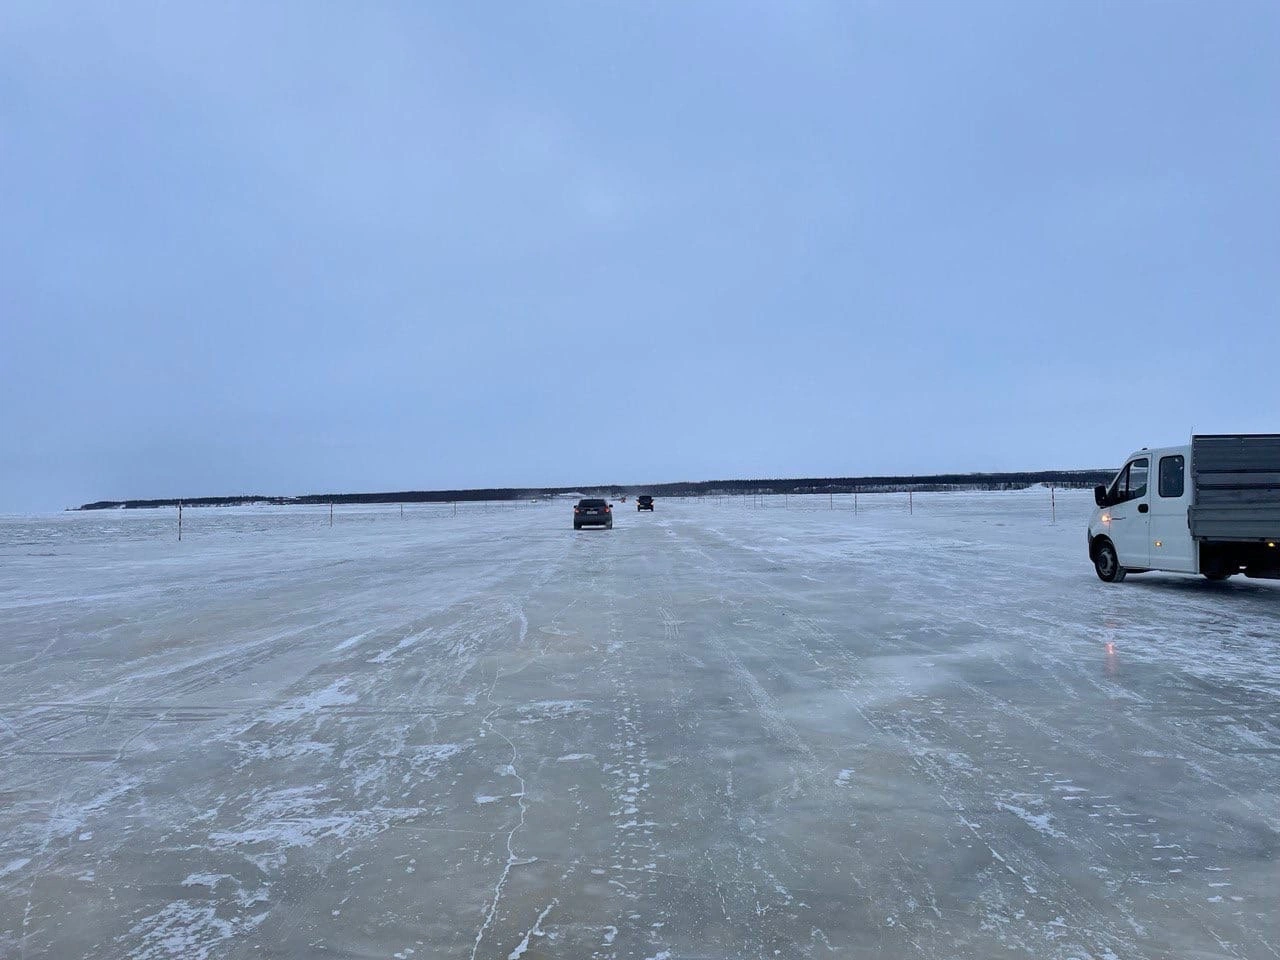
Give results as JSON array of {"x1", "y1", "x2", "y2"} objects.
[{"x1": 1106, "y1": 468, "x2": 1125, "y2": 501}]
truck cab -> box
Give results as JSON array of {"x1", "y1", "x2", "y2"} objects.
[
  {"x1": 1089, "y1": 445, "x2": 1192, "y2": 581},
  {"x1": 1089, "y1": 435, "x2": 1280, "y2": 583}
]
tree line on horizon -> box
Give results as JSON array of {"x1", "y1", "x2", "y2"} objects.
[{"x1": 75, "y1": 469, "x2": 1115, "y2": 510}]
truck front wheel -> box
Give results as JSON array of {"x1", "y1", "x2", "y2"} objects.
[{"x1": 1093, "y1": 539, "x2": 1127, "y2": 583}]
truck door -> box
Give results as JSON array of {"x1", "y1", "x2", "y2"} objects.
[
  {"x1": 1107, "y1": 457, "x2": 1151, "y2": 569},
  {"x1": 1149, "y1": 452, "x2": 1196, "y2": 572}
]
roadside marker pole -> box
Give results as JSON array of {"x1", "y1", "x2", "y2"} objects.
[
  {"x1": 329, "y1": 503, "x2": 334, "y2": 527},
  {"x1": 909, "y1": 491, "x2": 913, "y2": 515},
  {"x1": 829, "y1": 492, "x2": 833, "y2": 510},
  {"x1": 177, "y1": 501, "x2": 182, "y2": 541},
  {"x1": 1051, "y1": 484, "x2": 1056, "y2": 525},
  {"x1": 401, "y1": 503, "x2": 404, "y2": 520},
  {"x1": 854, "y1": 491, "x2": 858, "y2": 515}
]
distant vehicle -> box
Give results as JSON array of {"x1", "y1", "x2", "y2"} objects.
[
  {"x1": 637, "y1": 495, "x2": 654, "y2": 512},
  {"x1": 1089, "y1": 435, "x2": 1280, "y2": 583},
  {"x1": 574, "y1": 498, "x2": 612, "y2": 530}
]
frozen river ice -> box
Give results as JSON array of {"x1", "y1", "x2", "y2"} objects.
[{"x1": 1, "y1": 491, "x2": 1277, "y2": 959}]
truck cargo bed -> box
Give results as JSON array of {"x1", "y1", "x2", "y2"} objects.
[{"x1": 1189, "y1": 434, "x2": 1280, "y2": 541}]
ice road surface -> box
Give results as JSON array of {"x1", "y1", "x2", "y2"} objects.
[{"x1": 1, "y1": 491, "x2": 1276, "y2": 960}]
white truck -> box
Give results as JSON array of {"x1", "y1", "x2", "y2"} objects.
[{"x1": 1088, "y1": 434, "x2": 1280, "y2": 583}]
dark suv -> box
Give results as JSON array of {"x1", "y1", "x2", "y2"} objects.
[
  {"x1": 637, "y1": 495, "x2": 654, "y2": 511},
  {"x1": 573, "y1": 498, "x2": 612, "y2": 530}
]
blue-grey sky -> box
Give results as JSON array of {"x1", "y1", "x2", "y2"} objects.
[{"x1": 2, "y1": 2, "x2": 1277, "y2": 511}]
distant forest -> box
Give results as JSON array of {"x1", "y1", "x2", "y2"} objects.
[{"x1": 76, "y1": 470, "x2": 1113, "y2": 510}]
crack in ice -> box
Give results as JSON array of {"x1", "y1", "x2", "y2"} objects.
[
  {"x1": 507, "y1": 899, "x2": 556, "y2": 959},
  {"x1": 470, "y1": 650, "x2": 536, "y2": 960}
]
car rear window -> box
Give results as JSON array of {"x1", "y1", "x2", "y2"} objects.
[{"x1": 580, "y1": 499, "x2": 606, "y2": 507}]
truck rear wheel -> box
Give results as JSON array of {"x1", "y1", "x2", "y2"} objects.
[
  {"x1": 1201, "y1": 550, "x2": 1238, "y2": 580},
  {"x1": 1093, "y1": 539, "x2": 1126, "y2": 583}
]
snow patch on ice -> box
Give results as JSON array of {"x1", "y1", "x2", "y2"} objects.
[
  {"x1": 518, "y1": 699, "x2": 590, "y2": 724},
  {"x1": 182, "y1": 872, "x2": 228, "y2": 890},
  {"x1": 410, "y1": 743, "x2": 463, "y2": 772},
  {"x1": 207, "y1": 785, "x2": 428, "y2": 870},
  {"x1": 262, "y1": 679, "x2": 357, "y2": 725},
  {"x1": 127, "y1": 899, "x2": 266, "y2": 960},
  {"x1": 835, "y1": 769, "x2": 854, "y2": 786},
  {"x1": 996, "y1": 801, "x2": 1065, "y2": 840},
  {"x1": 1, "y1": 857, "x2": 31, "y2": 879},
  {"x1": 1228, "y1": 723, "x2": 1272, "y2": 750},
  {"x1": 334, "y1": 630, "x2": 371, "y2": 652},
  {"x1": 236, "y1": 738, "x2": 334, "y2": 764},
  {"x1": 368, "y1": 631, "x2": 430, "y2": 664}
]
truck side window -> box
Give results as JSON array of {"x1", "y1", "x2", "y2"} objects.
[
  {"x1": 1159, "y1": 455, "x2": 1184, "y2": 498},
  {"x1": 1125, "y1": 458, "x2": 1149, "y2": 501}
]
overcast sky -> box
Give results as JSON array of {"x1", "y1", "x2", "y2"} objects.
[{"x1": 2, "y1": 2, "x2": 1277, "y2": 511}]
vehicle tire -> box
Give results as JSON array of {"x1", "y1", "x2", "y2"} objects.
[
  {"x1": 607, "y1": 521, "x2": 613, "y2": 529},
  {"x1": 573, "y1": 523, "x2": 581, "y2": 530},
  {"x1": 1093, "y1": 539, "x2": 1126, "y2": 583},
  {"x1": 1204, "y1": 570, "x2": 1234, "y2": 582}
]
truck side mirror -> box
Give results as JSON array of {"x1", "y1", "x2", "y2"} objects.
[{"x1": 1094, "y1": 485, "x2": 1107, "y2": 507}]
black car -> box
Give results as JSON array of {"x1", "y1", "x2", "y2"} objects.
[
  {"x1": 637, "y1": 495, "x2": 654, "y2": 511},
  {"x1": 573, "y1": 498, "x2": 612, "y2": 530}
]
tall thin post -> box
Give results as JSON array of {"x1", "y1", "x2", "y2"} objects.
[
  {"x1": 854, "y1": 490, "x2": 858, "y2": 515},
  {"x1": 401, "y1": 503, "x2": 404, "y2": 520},
  {"x1": 329, "y1": 502, "x2": 334, "y2": 527},
  {"x1": 453, "y1": 501, "x2": 457, "y2": 517},
  {"x1": 909, "y1": 490, "x2": 913, "y2": 515},
  {"x1": 1051, "y1": 484, "x2": 1056, "y2": 525},
  {"x1": 177, "y1": 501, "x2": 182, "y2": 541}
]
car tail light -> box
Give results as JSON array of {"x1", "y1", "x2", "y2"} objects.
[
  {"x1": 574, "y1": 508, "x2": 579, "y2": 513},
  {"x1": 605, "y1": 505, "x2": 611, "y2": 511}
]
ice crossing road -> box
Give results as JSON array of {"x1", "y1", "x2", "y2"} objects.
[{"x1": 1, "y1": 492, "x2": 1277, "y2": 959}]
